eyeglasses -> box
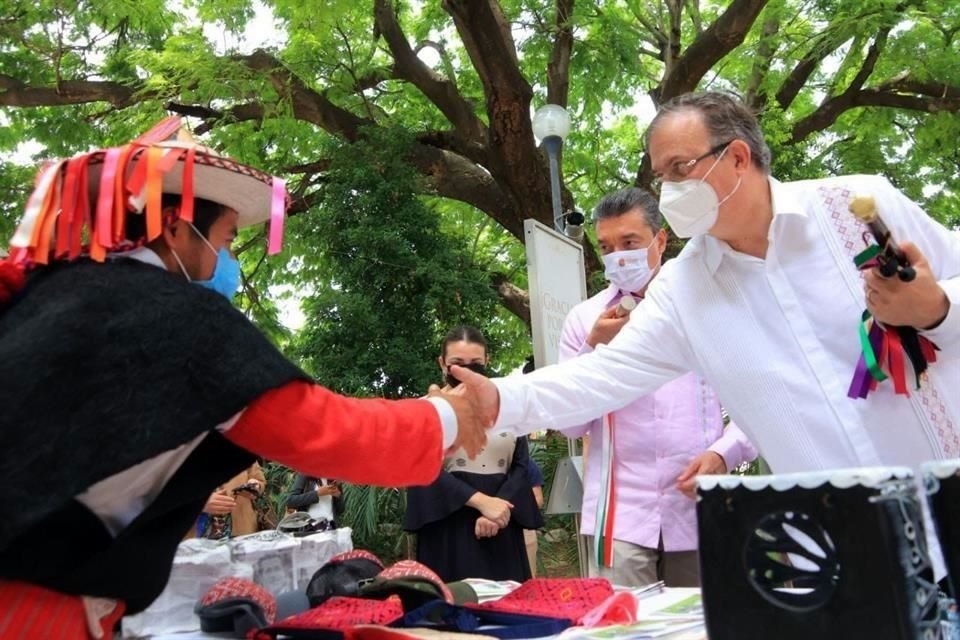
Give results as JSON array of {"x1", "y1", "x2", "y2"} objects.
[{"x1": 650, "y1": 141, "x2": 733, "y2": 190}]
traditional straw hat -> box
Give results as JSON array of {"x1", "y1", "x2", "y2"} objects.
[{"x1": 9, "y1": 117, "x2": 287, "y2": 265}]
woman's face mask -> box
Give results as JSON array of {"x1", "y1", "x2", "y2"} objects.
[
  {"x1": 444, "y1": 362, "x2": 487, "y2": 388},
  {"x1": 170, "y1": 222, "x2": 242, "y2": 301},
  {"x1": 658, "y1": 145, "x2": 741, "y2": 239},
  {"x1": 601, "y1": 236, "x2": 660, "y2": 294}
]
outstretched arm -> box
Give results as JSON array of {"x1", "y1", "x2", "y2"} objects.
[{"x1": 225, "y1": 381, "x2": 449, "y2": 487}]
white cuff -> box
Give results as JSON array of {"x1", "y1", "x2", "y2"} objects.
[
  {"x1": 425, "y1": 396, "x2": 458, "y2": 450},
  {"x1": 491, "y1": 377, "x2": 526, "y2": 436},
  {"x1": 920, "y1": 278, "x2": 960, "y2": 350}
]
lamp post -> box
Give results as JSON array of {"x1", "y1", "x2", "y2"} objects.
[
  {"x1": 532, "y1": 103, "x2": 588, "y2": 577},
  {"x1": 532, "y1": 104, "x2": 571, "y2": 234}
]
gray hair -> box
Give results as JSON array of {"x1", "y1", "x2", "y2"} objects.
[
  {"x1": 593, "y1": 187, "x2": 662, "y2": 232},
  {"x1": 645, "y1": 91, "x2": 772, "y2": 172}
]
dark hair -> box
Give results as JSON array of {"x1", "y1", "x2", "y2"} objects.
[
  {"x1": 593, "y1": 187, "x2": 662, "y2": 232},
  {"x1": 125, "y1": 194, "x2": 227, "y2": 242},
  {"x1": 441, "y1": 325, "x2": 487, "y2": 359},
  {"x1": 645, "y1": 91, "x2": 772, "y2": 172},
  {"x1": 522, "y1": 355, "x2": 535, "y2": 374}
]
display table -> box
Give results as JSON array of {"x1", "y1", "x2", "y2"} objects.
[
  {"x1": 122, "y1": 528, "x2": 352, "y2": 639},
  {"x1": 130, "y1": 585, "x2": 706, "y2": 640}
]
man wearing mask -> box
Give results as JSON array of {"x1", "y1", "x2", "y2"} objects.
[
  {"x1": 0, "y1": 118, "x2": 487, "y2": 638},
  {"x1": 558, "y1": 187, "x2": 756, "y2": 587},
  {"x1": 450, "y1": 91, "x2": 960, "y2": 577}
]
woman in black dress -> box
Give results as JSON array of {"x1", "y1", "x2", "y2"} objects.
[{"x1": 404, "y1": 325, "x2": 544, "y2": 582}]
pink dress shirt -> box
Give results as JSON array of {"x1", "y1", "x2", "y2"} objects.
[{"x1": 559, "y1": 283, "x2": 757, "y2": 552}]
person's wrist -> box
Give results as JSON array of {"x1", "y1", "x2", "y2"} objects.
[
  {"x1": 921, "y1": 290, "x2": 950, "y2": 331},
  {"x1": 709, "y1": 450, "x2": 727, "y2": 472}
]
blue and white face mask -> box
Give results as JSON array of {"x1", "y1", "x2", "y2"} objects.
[{"x1": 170, "y1": 222, "x2": 242, "y2": 301}]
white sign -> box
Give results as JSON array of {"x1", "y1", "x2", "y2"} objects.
[{"x1": 524, "y1": 219, "x2": 587, "y2": 367}]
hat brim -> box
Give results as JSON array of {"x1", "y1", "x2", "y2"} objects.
[{"x1": 85, "y1": 146, "x2": 278, "y2": 229}]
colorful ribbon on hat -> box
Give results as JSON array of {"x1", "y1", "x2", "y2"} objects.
[
  {"x1": 8, "y1": 116, "x2": 289, "y2": 264},
  {"x1": 268, "y1": 177, "x2": 286, "y2": 256},
  {"x1": 848, "y1": 245, "x2": 939, "y2": 399},
  {"x1": 593, "y1": 413, "x2": 616, "y2": 568}
]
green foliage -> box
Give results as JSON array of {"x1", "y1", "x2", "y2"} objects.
[
  {"x1": 529, "y1": 433, "x2": 582, "y2": 577},
  {"x1": 257, "y1": 461, "x2": 297, "y2": 529},
  {"x1": 290, "y1": 127, "x2": 525, "y2": 396},
  {"x1": 337, "y1": 484, "x2": 409, "y2": 565}
]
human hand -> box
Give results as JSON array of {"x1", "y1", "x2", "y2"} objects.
[
  {"x1": 233, "y1": 481, "x2": 262, "y2": 501},
  {"x1": 586, "y1": 306, "x2": 631, "y2": 348},
  {"x1": 204, "y1": 491, "x2": 236, "y2": 515},
  {"x1": 468, "y1": 493, "x2": 513, "y2": 528},
  {"x1": 448, "y1": 364, "x2": 500, "y2": 430},
  {"x1": 475, "y1": 516, "x2": 500, "y2": 539},
  {"x1": 430, "y1": 390, "x2": 488, "y2": 458},
  {"x1": 316, "y1": 484, "x2": 341, "y2": 497},
  {"x1": 864, "y1": 241, "x2": 949, "y2": 329},
  {"x1": 676, "y1": 451, "x2": 727, "y2": 498}
]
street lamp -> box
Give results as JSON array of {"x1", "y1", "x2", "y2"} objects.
[{"x1": 532, "y1": 104, "x2": 571, "y2": 234}]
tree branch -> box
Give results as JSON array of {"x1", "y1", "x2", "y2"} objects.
[
  {"x1": 408, "y1": 144, "x2": 521, "y2": 237},
  {"x1": 846, "y1": 29, "x2": 887, "y2": 94},
  {"x1": 626, "y1": 5, "x2": 668, "y2": 50},
  {"x1": 443, "y1": 0, "x2": 556, "y2": 233},
  {"x1": 166, "y1": 101, "x2": 266, "y2": 134},
  {"x1": 0, "y1": 77, "x2": 140, "y2": 108},
  {"x1": 685, "y1": 0, "x2": 705, "y2": 33},
  {"x1": 413, "y1": 40, "x2": 459, "y2": 87},
  {"x1": 875, "y1": 75, "x2": 960, "y2": 100},
  {"x1": 238, "y1": 49, "x2": 371, "y2": 141},
  {"x1": 490, "y1": 272, "x2": 530, "y2": 326},
  {"x1": 744, "y1": 11, "x2": 780, "y2": 111},
  {"x1": 285, "y1": 159, "x2": 332, "y2": 174},
  {"x1": 287, "y1": 189, "x2": 325, "y2": 217},
  {"x1": 791, "y1": 30, "x2": 894, "y2": 143},
  {"x1": 791, "y1": 88, "x2": 960, "y2": 144},
  {"x1": 373, "y1": 0, "x2": 486, "y2": 143},
  {"x1": 664, "y1": 0, "x2": 683, "y2": 79},
  {"x1": 546, "y1": 0, "x2": 575, "y2": 107},
  {"x1": 655, "y1": 0, "x2": 769, "y2": 104},
  {"x1": 774, "y1": 2, "x2": 912, "y2": 110},
  {"x1": 416, "y1": 129, "x2": 490, "y2": 167}
]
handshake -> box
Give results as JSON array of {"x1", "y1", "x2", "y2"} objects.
[{"x1": 428, "y1": 364, "x2": 501, "y2": 459}]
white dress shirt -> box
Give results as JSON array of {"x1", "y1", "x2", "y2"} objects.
[{"x1": 495, "y1": 175, "x2": 960, "y2": 478}]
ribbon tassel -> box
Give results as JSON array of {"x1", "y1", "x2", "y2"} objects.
[
  {"x1": 848, "y1": 246, "x2": 940, "y2": 399},
  {"x1": 594, "y1": 413, "x2": 617, "y2": 568}
]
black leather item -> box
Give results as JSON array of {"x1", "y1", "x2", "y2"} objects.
[{"x1": 306, "y1": 557, "x2": 383, "y2": 607}]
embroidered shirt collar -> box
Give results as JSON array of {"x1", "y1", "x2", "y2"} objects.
[{"x1": 700, "y1": 176, "x2": 807, "y2": 274}]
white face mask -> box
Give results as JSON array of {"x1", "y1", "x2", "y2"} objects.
[
  {"x1": 602, "y1": 238, "x2": 660, "y2": 294},
  {"x1": 658, "y1": 146, "x2": 741, "y2": 239}
]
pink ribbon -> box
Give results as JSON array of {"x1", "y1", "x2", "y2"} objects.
[
  {"x1": 96, "y1": 148, "x2": 122, "y2": 248},
  {"x1": 267, "y1": 177, "x2": 286, "y2": 256}
]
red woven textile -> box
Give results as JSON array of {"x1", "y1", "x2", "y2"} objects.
[{"x1": 473, "y1": 578, "x2": 613, "y2": 624}]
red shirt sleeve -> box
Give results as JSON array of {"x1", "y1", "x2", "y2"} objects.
[{"x1": 225, "y1": 380, "x2": 443, "y2": 486}]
